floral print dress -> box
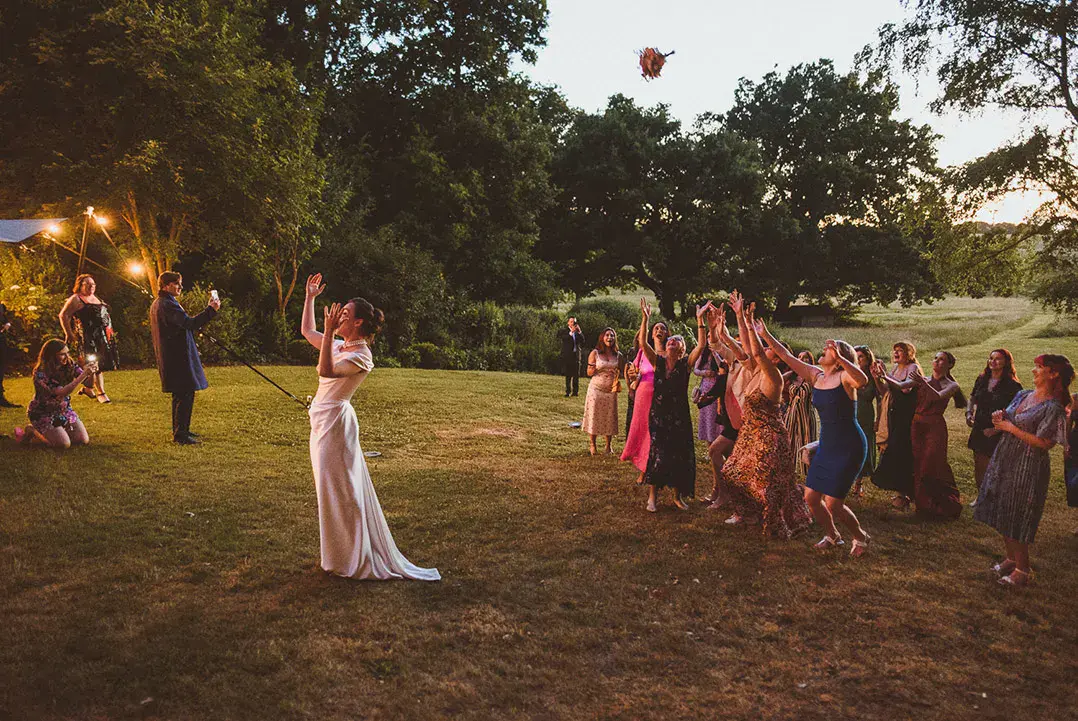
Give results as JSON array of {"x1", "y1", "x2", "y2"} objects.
[
  {"x1": 27, "y1": 365, "x2": 90, "y2": 434},
  {"x1": 643, "y1": 356, "x2": 695, "y2": 498}
]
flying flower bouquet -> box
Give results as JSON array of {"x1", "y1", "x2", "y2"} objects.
[{"x1": 638, "y1": 48, "x2": 674, "y2": 80}]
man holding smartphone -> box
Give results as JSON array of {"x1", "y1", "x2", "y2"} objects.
[{"x1": 149, "y1": 271, "x2": 220, "y2": 444}]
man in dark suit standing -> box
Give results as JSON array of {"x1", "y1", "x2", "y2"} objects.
[
  {"x1": 558, "y1": 316, "x2": 585, "y2": 397},
  {"x1": 150, "y1": 271, "x2": 220, "y2": 444},
  {"x1": 0, "y1": 301, "x2": 17, "y2": 408}
]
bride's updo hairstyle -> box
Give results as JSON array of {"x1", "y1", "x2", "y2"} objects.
[{"x1": 348, "y1": 297, "x2": 385, "y2": 339}]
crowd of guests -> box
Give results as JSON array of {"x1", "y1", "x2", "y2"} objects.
[{"x1": 570, "y1": 294, "x2": 1077, "y2": 587}]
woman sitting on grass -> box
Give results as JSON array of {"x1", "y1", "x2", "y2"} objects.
[{"x1": 14, "y1": 339, "x2": 96, "y2": 448}]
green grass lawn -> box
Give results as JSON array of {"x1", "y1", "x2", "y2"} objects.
[{"x1": 2, "y1": 301, "x2": 1078, "y2": 720}]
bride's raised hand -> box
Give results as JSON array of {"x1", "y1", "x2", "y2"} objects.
[
  {"x1": 306, "y1": 273, "x2": 326, "y2": 298},
  {"x1": 323, "y1": 302, "x2": 344, "y2": 334}
]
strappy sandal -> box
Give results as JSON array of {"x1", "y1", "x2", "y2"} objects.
[
  {"x1": 96, "y1": 393, "x2": 111, "y2": 404},
  {"x1": 814, "y1": 535, "x2": 844, "y2": 550},
  {"x1": 78, "y1": 387, "x2": 98, "y2": 400},
  {"x1": 998, "y1": 568, "x2": 1031, "y2": 587},
  {"x1": 646, "y1": 498, "x2": 657, "y2": 513},
  {"x1": 850, "y1": 535, "x2": 871, "y2": 558},
  {"x1": 673, "y1": 496, "x2": 689, "y2": 511},
  {"x1": 991, "y1": 560, "x2": 1017, "y2": 577}
]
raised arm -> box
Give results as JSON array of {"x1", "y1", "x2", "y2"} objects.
[
  {"x1": 826, "y1": 340, "x2": 869, "y2": 390},
  {"x1": 754, "y1": 318, "x2": 822, "y2": 384},
  {"x1": 729, "y1": 290, "x2": 757, "y2": 372},
  {"x1": 881, "y1": 365, "x2": 921, "y2": 392},
  {"x1": 708, "y1": 302, "x2": 747, "y2": 364},
  {"x1": 744, "y1": 303, "x2": 781, "y2": 394},
  {"x1": 910, "y1": 371, "x2": 959, "y2": 401},
  {"x1": 639, "y1": 301, "x2": 658, "y2": 367},
  {"x1": 687, "y1": 302, "x2": 711, "y2": 368},
  {"x1": 634, "y1": 297, "x2": 649, "y2": 353},
  {"x1": 317, "y1": 303, "x2": 365, "y2": 379},
  {"x1": 301, "y1": 273, "x2": 326, "y2": 349}
]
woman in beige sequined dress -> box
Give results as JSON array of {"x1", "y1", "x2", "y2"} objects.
[{"x1": 582, "y1": 328, "x2": 623, "y2": 454}]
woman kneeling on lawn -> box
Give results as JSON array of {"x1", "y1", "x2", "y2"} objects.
[{"x1": 14, "y1": 339, "x2": 96, "y2": 448}]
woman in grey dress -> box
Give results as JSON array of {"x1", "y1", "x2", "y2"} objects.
[{"x1": 974, "y1": 354, "x2": 1073, "y2": 587}]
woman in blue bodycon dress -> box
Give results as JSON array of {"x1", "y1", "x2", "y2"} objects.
[{"x1": 756, "y1": 322, "x2": 872, "y2": 557}]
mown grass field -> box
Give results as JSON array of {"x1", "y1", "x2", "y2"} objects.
[{"x1": 1, "y1": 299, "x2": 1077, "y2": 720}]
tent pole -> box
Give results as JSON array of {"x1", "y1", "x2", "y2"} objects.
[{"x1": 75, "y1": 206, "x2": 92, "y2": 280}]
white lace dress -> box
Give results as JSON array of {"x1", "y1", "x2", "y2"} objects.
[{"x1": 308, "y1": 340, "x2": 440, "y2": 581}]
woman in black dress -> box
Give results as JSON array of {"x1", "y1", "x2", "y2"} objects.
[
  {"x1": 59, "y1": 274, "x2": 119, "y2": 403},
  {"x1": 870, "y1": 341, "x2": 922, "y2": 509},
  {"x1": 639, "y1": 298, "x2": 705, "y2": 512},
  {"x1": 966, "y1": 349, "x2": 1022, "y2": 505}
]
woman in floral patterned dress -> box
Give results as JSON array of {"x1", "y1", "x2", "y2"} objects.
[{"x1": 14, "y1": 339, "x2": 96, "y2": 448}]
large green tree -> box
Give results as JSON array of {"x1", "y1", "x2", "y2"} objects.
[
  {"x1": 725, "y1": 60, "x2": 944, "y2": 312},
  {"x1": 538, "y1": 95, "x2": 780, "y2": 317},
  {"x1": 864, "y1": 0, "x2": 1078, "y2": 309},
  {"x1": 0, "y1": 0, "x2": 324, "y2": 298}
]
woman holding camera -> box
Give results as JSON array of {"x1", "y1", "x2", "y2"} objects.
[{"x1": 14, "y1": 339, "x2": 96, "y2": 447}]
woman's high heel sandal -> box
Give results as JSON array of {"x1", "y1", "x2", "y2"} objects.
[
  {"x1": 672, "y1": 496, "x2": 689, "y2": 511},
  {"x1": 814, "y1": 535, "x2": 844, "y2": 550},
  {"x1": 96, "y1": 393, "x2": 111, "y2": 404},
  {"x1": 78, "y1": 387, "x2": 98, "y2": 400},
  {"x1": 850, "y1": 535, "x2": 871, "y2": 558},
  {"x1": 998, "y1": 568, "x2": 1031, "y2": 587},
  {"x1": 991, "y1": 560, "x2": 1017, "y2": 577}
]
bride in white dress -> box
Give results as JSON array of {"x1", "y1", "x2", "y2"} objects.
[{"x1": 301, "y1": 273, "x2": 440, "y2": 581}]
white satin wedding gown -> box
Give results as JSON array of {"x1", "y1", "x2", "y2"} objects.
[{"x1": 308, "y1": 339, "x2": 440, "y2": 581}]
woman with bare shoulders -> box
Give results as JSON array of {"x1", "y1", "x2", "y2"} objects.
[
  {"x1": 59, "y1": 274, "x2": 118, "y2": 403},
  {"x1": 301, "y1": 273, "x2": 439, "y2": 581},
  {"x1": 871, "y1": 341, "x2": 922, "y2": 509},
  {"x1": 712, "y1": 301, "x2": 811, "y2": 538},
  {"x1": 756, "y1": 323, "x2": 871, "y2": 555}
]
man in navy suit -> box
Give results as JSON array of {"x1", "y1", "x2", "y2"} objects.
[
  {"x1": 558, "y1": 316, "x2": 585, "y2": 397},
  {"x1": 149, "y1": 271, "x2": 220, "y2": 444}
]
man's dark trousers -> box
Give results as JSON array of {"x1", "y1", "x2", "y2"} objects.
[
  {"x1": 172, "y1": 391, "x2": 195, "y2": 440},
  {"x1": 564, "y1": 356, "x2": 580, "y2": 396}
]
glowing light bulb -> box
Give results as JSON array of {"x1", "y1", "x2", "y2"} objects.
[
  {"x1": 128, "y1": 261, "x2": 145, "y2": 275},
  {"x1": 95, "y1": 215, "x2": 108, "y2": 227},
  {"x1": 47, "y1": 224, "x2": 62, "y2": 235}
]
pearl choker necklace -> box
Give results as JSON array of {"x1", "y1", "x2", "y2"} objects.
[{"x1": 340, "y1": 339, "x2": 365, "y2": 349}]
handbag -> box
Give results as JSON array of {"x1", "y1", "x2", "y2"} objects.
[{"x1": 691, "y1": 385, "x2": 703, "y2": 404}]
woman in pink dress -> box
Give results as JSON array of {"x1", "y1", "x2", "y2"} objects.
[{"x1": 620, "y1": 299, "x2": 668, "y2": 484}]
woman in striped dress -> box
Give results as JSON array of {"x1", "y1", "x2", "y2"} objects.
[
  {"x1": 785, "y1": 351, "x2": 818, "y2": 478},
  {"x1": 974, "y1": 354, "x2": 1073, "y2": 587}
]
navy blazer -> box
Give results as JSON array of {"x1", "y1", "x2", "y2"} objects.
[{"x1": 149, "y1": 291, "x2": 217, "y2": 393}]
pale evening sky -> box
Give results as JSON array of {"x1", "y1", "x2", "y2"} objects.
[{"x1": 523, "y1": 0, "x2": 1056, "y2": 223}]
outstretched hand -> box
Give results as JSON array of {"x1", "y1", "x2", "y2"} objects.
[
  {"x1": 324, "y1": 302, "x2": 344, "y2": 335},
  {"x1": 696, "y1": 301, "x2": 713, "y2": 322},
  {"x1": 306, "y1": 273, "x2": 326, "y2": 298},
  {"x1": 728, "y1": 290, "x2": 744, "y2": 315},
  {"x1": 640, "y1": 297, "x2": 652, "y2": 319}
]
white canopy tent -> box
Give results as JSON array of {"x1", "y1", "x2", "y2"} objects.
[{"x1": 0, "y1": 218, "x2": 68, "y2": 244}]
